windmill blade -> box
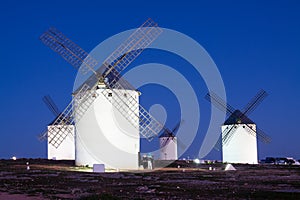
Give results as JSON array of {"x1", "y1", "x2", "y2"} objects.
[
  {"x1": 101, "y1": 18, "x2": 162, "y2": 79},
  {"x1": 171, "y1": 120, "x2": 184, "y2": 133},
  {"x1": 242, "y1": 89, "x2": 268, "y2": 116},
  {"x1": 255, "y1": 126, "x2": 271, "y2": 143},
  {"x1": 222, "y1": 124, "x2": 238, "y2": 145},
  {"x1": 47, "y1": 125, "x2": 74, "y2": 148},
  {"x1": 160, "y1": 120, "x2": 183, "y2": 138},
  {"x1": 40, "y1": 27, "x2": 98, "y2": 75},
  {"x1": 38, "y1": 129, "x2": 49, "y2": 141},
  {"x1": 42, "y1": 95, "x2": 60, "y2": 116},
  {"x1": 43, "y1": 84, "x2": 98, "y2": 148},
  {"x1": 205, "y1": 92, "x2": 235, "y2": 115},
  {"x1": 243, "y1": 124, "x2": 271, "y2": 143}
]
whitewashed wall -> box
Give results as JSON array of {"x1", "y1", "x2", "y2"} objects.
[
  {"x1": 159, "y1": 137, "x2": 178, "y2": 160},
  {"x1": 75, "y1": 88, "x2": 140, "y2": 170},
  {"x1": 222, "y1": 124, "x2": 258, "y2": 164}
]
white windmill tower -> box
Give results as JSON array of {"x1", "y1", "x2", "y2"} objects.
[
  {"x1": 42, "y1": 95, "x2": 75, "y2": 160},
  {"x1": 205, "y1": 90, "x2": 271, "y2": 164},
  {"x1": 39, "y1": 19, "x2": 164, "y2": 170},
  {"x1": 159, "y1": 120, "x2": 183, "y2": 160}
]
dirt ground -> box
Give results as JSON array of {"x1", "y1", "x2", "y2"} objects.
[{"x1": 0, "y1": 159, "x2": 300, "y2": 199}]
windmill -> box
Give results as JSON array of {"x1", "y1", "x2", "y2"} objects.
[
  {"x1": 205, "y1": 90, "x2": 271, "y2": 164},
  {"x1": 159, "y1": 120, "x2": 183, "y2": 160},
  {"x1": 42, "y1": 95, "x2": 75, "y2": 160},
  {"x1": 39, "y1": 19, "x2": 165, "y2": 169}
]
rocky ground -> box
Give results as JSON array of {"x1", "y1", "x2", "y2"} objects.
[{"x1": 0, "y1": 159, "x2": 300, "y2": 199}]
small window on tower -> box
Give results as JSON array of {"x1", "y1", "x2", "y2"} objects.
[{"x1": 108, "y1": 93, "x2": 112, "y2": 97}]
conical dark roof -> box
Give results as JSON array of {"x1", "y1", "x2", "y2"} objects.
[
  {"x1": 159, "y1": 131, "x2": 175, "y2": 138},
  {"x1": 224, "y1": 110, "x2": 255, "y2": 125}
]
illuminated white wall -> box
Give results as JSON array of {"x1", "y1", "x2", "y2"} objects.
[
  {"x1": 159, "y1": 137, "x2": 178, "y2": 160},
  {"x1": 222, "y1": 124, "x2": 258, "y2": 164},
  {"x1": 47, "y1": 125, "x2": 75, "y2": 160},
  {"x1": 75, "y1": 88, "x2": 140, "y2": 170}
]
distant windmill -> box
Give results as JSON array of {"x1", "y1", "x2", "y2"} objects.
[
  {"x1": 42, "y1": 95, "x2": 75, "y2": 160},
  {"x1": 205, "y1": 90, "x2": 271, "y2": 164},
  {"x1": 39, "y1": 19, "x2": 165, "y2": 169},
  {"x1": 159, "y1": 120, "x2": 184, "y2": 160}
]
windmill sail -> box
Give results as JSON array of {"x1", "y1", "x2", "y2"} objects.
[
  {"x1": 205, "y1": 92, "x2": 235, "y2": 115},
  {"x1": 40, "y1": 27, "x2": 98, "y2": 75},
  {"x1": 101, "y1": 18, "x2": 162, "y2": 78},
  {"x1": 42, "y1": 95, "x2": 60, "y2": 117},
  {"x1": 242, "y1": 90, "x2": 268, "y2": 116},
  {"x1": 243, "y1": 124, "x2": 271, "y2": 143},
  {"x1": 40, "y1": 84, "x2": 97, "y2": 147}
]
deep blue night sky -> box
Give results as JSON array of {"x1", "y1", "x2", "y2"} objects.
[{"x1": 0, "y1": 0, "x2": 299, "y2": 160}]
